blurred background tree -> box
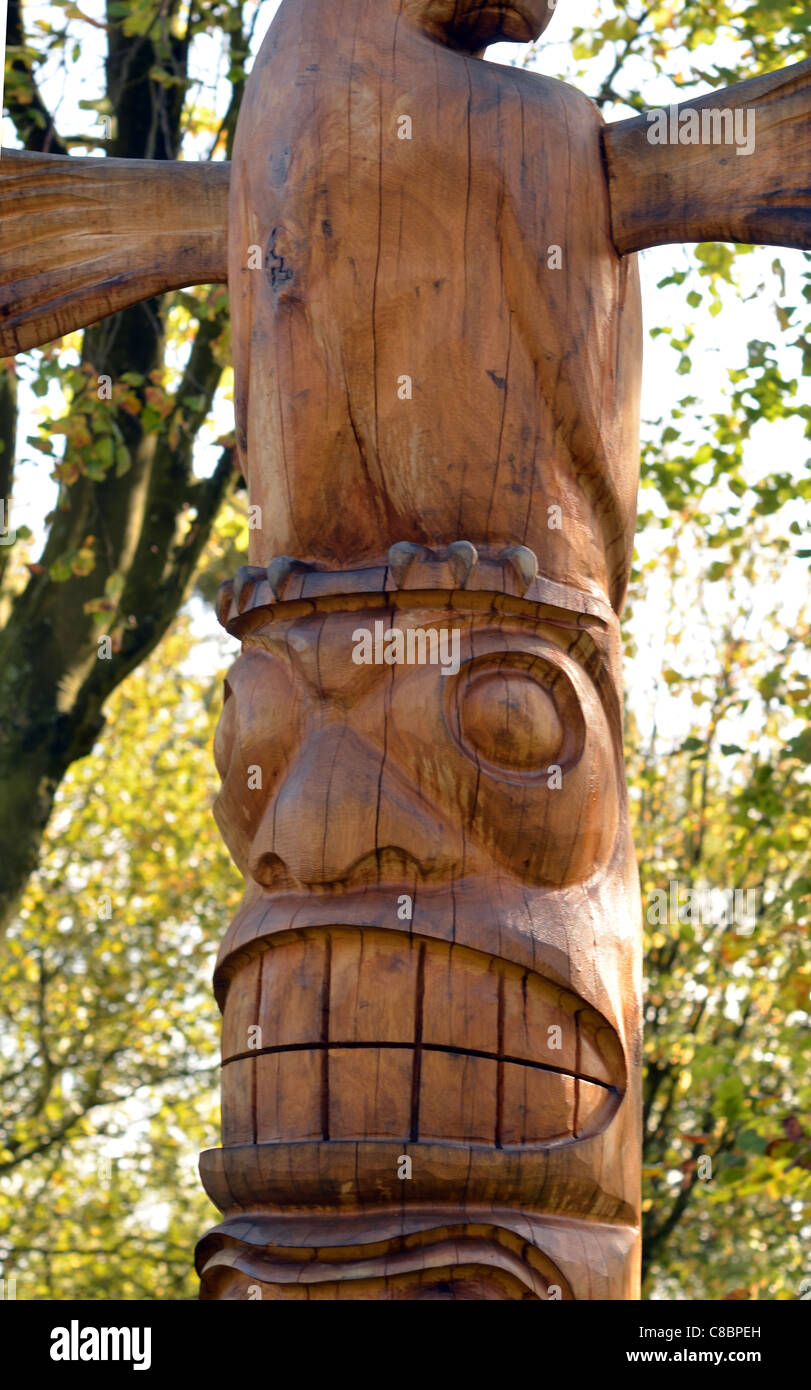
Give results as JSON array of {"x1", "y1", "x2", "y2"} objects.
[
  {"x1": 0, "y1": 627, "x2": 236, "y2": 1298},
  {"x1": 0, "y1": 0, "x2": 253, "y2": 934},
  {"x1": 1, "y1": 0, "x2": 809, "y2": 1299}
]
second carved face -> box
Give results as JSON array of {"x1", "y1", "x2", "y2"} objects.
[{"x1": 213, "y1": 603, "x2": 620, "y2": 895}]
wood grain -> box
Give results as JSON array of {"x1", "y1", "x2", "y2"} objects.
[
  {"x1": 204, "y1": 564, "x2": 640, "y2": 1298},
  {"x1": 604, "y1": 58, "x2": 811, "y2": 254},
  {"x1": 228, "y1": 0, "x2": 643, "y2": 616},
  {"x1": 218, "y1": 924, "x2": 626, "y2": 1148},
  {"x1": 0, "y1": 150, "x2": 229, "y2": 355}
]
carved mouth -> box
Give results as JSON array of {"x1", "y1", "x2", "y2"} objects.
[{"x1": 220, "y1": 927, "x2": 625, "y2": 1149}]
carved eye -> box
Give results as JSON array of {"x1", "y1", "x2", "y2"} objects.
[
  {"x1": 449, "y1": 655, "x2": 585, "y2": 780},
  {"x1": 213, "y1": 646, "x2": 301, "y2": 792},
  {"x1": 459, "y1": 671, "x2": 562, "y2": 771}
]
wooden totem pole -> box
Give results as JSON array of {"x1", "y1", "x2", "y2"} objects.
[{"x1": 2, "y1": 0, "x2": 811, "y2": 1300}]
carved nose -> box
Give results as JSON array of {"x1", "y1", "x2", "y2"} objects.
[{"x1": 249, "y1": 726, "x2": 455, "y2": 887}]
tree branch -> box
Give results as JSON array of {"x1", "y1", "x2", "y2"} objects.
[{"x1": 5, "y1": 0, "x2": 68, "y2": 154}]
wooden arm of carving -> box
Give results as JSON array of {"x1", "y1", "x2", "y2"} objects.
[
  {"x1": 604, "y1": 58, "x2": 811, "y2": 254},
  {"x1": 0, "y1": 150, "x2": 230, "y2": 356}
]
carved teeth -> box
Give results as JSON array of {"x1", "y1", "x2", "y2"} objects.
[
  {"x1": 387, "y1": 541, "x2": 423, "y2": 588},
  {"x1": 502, "y1": 544, "x2": 538, "y2": 593},
  {"x1": 265, "y1": 555, "x2": 313, "y2": 600},
  {"x1": 447, "y1": 540, "x2": 478, "y2": 587},
  {"x1": 233, "y1": 565, "x2": 266, "y2": 611}
]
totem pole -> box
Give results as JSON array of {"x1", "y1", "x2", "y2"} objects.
[{"x1": 2, "y1": 0, "x2": 810, "y2": 1300}]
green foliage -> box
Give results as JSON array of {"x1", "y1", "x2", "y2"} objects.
[
  {"x1": 626, "y1": 534, "x2": 811, "y2": 1297},
  {"x1": 0, "y1": 625, "x2": 239, "y2": 1299},
  {"x1": 558, "y1": 0, "x2": 811, "y2": 113},
  {"x1": 0, "y1": 0, "x2": 242, "y2": 937}
]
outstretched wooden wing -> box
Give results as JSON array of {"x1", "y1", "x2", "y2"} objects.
[
  {"x1": 604, "y1": 58, "x2": 811, "y2": 254},
  {"x1": 0, "y1": 150, "x2": 229, "y2": 356}
]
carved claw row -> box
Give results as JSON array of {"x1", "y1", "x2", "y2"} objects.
[
  {"x1": 501, "y1": 544, "x2": 539, "y2": 591},
  {"x1": 387, "y1": 540, "x2": 481, "y2": 587},
  {"x1": 217, "y1": 557, "x2": 315, "y2": 623},
  {"x1": 231, "y1": 556, "x2": 317, "y2": 611},
  {"x1": 217, "y1": 542, "x2": 542, "y2": 627},
  {"x1": 231, "y1": 565, "x2": 265, "y2": 611},
  {"x1": 265, "y1": 555, "x2": 315, "y2": 600},
  {"x1": 387, "y1": 540, "x2": 537, "y2": 594}
]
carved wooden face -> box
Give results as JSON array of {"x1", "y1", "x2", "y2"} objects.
[
  {"x1": 208, "y1": 595, "x2": 638, "y2": 1287},
  {"x1": 213, "y1": 604, "x2": 621, "y2": 894},
  {"x1": 402, "y1": 0, "x2": 559, "y2": 48}
]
